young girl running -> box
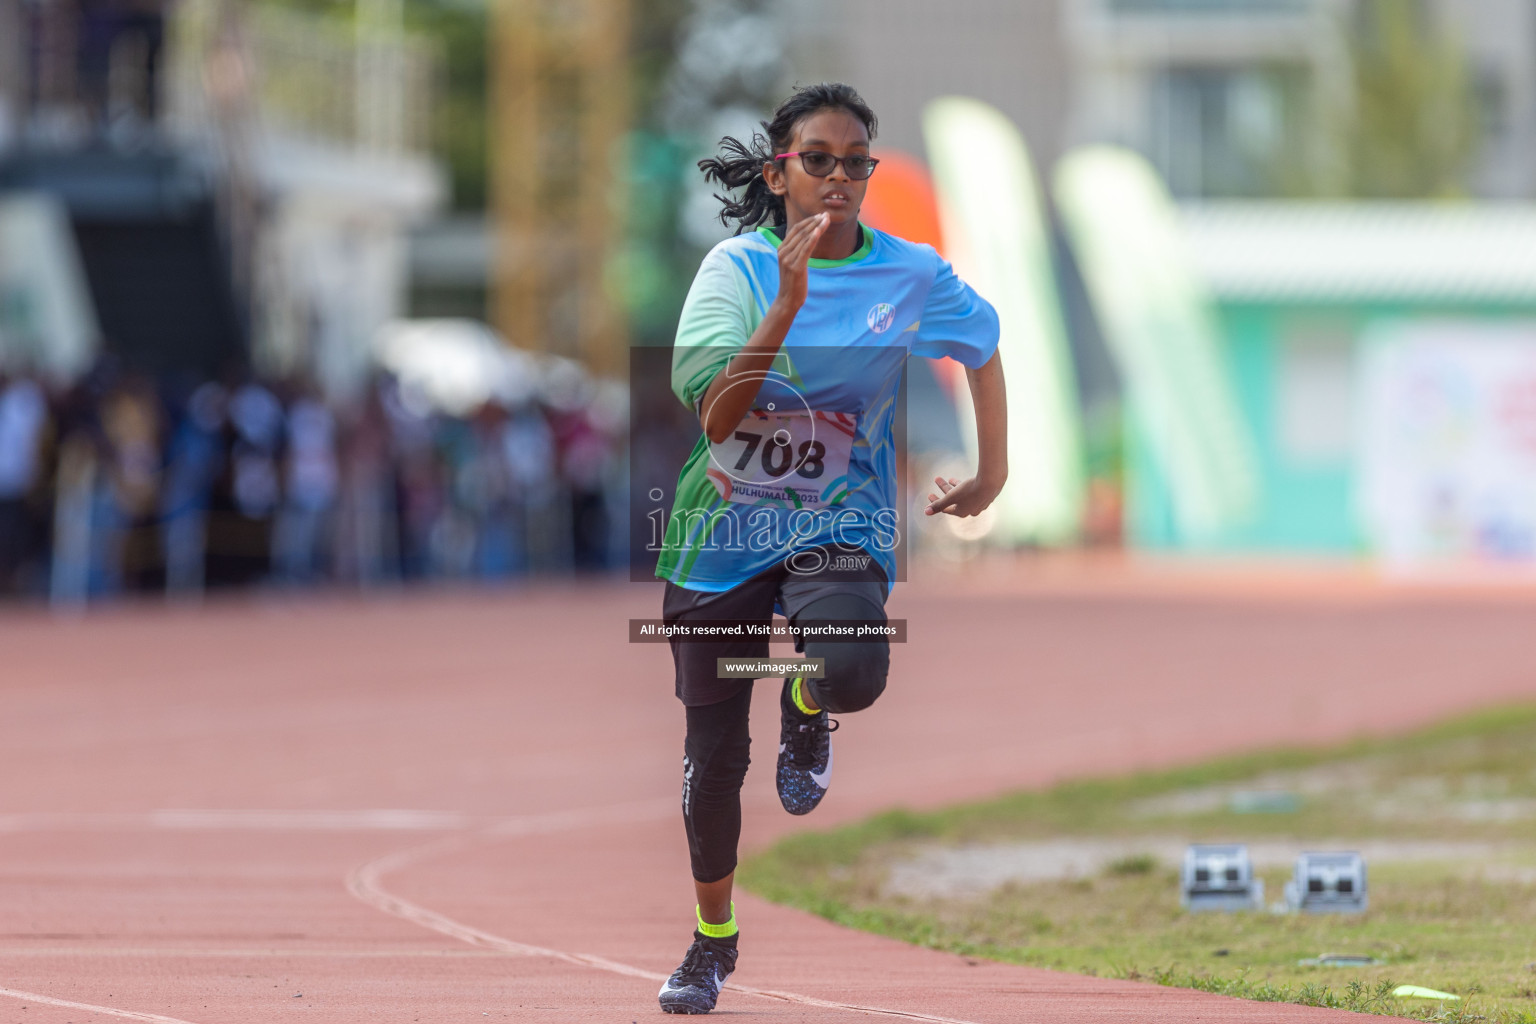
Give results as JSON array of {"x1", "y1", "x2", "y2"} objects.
[{"x1": 655, "y1": 82, "x2": 1009, "y2": 1014}]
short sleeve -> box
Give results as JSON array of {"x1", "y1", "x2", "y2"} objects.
[
  {"x1": 910, "y1": 254, "x2": 1000, "y2": 369},
  {"x1": 671, "y1": 247, "x2": 755, "y2": 413}
]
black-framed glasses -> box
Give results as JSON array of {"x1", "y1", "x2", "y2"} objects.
[{"x1": 774, "y1": 151, "x2": 880, "y2": 180}]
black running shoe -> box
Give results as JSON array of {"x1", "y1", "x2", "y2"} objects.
[
  {"x1": 776, "y1": 678, "x2": 838, "y2": 815},
  {"x1": 658, "y1": 930, "x2": 738, "y2": 1014}
]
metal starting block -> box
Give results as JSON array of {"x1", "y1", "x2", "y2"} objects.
[
  {"x1": 1181, "y1": 843, "x2": 1264, "y2": 912},
  {"x1": 1284, "y1": 851, "x2": 1368, "y2": 913}
]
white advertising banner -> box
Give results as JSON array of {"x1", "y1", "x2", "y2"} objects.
[
  {"x1": 923, "y1": 96, "x2": 1085, "y2": 546},
  {"x1": 1054, "y1": 147, "x2": 1258, "y2": 541},
  {"x1": 0, "y1": 194, "x2": 100, "y2": 380},
  {"x1": 1358, "y1": 321, "x2": 1536, "y2": 570}
]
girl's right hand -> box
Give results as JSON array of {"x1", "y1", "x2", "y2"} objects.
[{"x1": 774, "y1": 213, "x2": 829, "y2": 311}]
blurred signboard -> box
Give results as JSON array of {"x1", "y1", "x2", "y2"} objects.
[{"x1": 1358, "y1": 321, "x2": 1536, "y2": 569}]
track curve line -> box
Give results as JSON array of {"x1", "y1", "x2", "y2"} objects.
[
  {"x1": 0, "y1": 986, "x2": 206, "y2": 1023},
  {"x1": 345, "y1": 799, "x2": 987, "y2": 1024}
]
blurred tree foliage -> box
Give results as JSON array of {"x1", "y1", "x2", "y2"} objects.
[
  {"x1": 1341, "y1": 0, "x2": 1482, "y2": 197},
  {"x1": 620, "y1": 0, "x2": 788, "y2": 345},
  {"x1": 1282, "y1": 0, "x2": 1482, "y2": 198},
  {"x1": 612, "y1": 0, "x2": 693, "y2": 346},
  {"x1": 410, "y1": 1, "x2": 489, "y2": 211}
]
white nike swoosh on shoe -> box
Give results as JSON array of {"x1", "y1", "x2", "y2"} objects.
[
  {"x1": 808, "y1": 745, "x2": 833, "y2": 789},
  {"x1": 658, "y1": 968, "x2": 728, "y2": 998}
]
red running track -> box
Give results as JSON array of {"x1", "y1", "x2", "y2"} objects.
[{"x1": 3, "y1": 561, "x2": 1534, "y2": 1023}]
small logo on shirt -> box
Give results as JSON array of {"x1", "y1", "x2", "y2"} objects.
[{"x1": 867, "y1": 303, "x2": 896, "y2": 334}]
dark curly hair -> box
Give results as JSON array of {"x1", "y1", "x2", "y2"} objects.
[{"x1": 698, "y1": 82, "x2": 878, "y2": 235}]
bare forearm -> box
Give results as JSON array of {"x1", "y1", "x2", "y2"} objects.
[
  {"x1": 697, "y1": 212, "x2": 830, "y2": 443},
  {"x1": 966, "y1": 350, "x2": 1007, "y2": 488},
  {"x1": 698, "y1": 299, "x2": 799, "y2": 443}
]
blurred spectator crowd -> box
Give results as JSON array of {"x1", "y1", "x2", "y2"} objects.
[{"x1": 0, "y1": 361, "x2": 624, "y2": 604}]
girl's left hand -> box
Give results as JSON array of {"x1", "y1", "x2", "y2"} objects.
[{"x1": 924, "y1": 475, "x2": 1002, "y2": 518}]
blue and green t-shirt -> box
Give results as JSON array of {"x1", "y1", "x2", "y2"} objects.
[{"x1": 656, "y1": 222, "x2": 999, "y2": 591}]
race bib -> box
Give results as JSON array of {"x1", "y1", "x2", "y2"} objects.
[{"x1": 705, "y1": 409, "x2": 857, "y2": 508}]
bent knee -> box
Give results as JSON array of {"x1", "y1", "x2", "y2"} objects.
[{"x1": 808, "y1": 640, "x2": 888, "y2": 713}]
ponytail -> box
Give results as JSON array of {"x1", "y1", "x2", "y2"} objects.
[{"x1": 698, "y1": 131, "x2": 782, "y2": 235}]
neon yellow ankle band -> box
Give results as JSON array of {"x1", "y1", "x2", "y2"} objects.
[
  {"x1": 696, "y1": 902, "x2": 737, "y2": 938},
  {"x1": 791, "y1": 676, "x2": 817, "y2": 716}
]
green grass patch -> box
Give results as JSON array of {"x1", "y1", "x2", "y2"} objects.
[{"x1": 739, "y1": 704, "x2": 1536, "y2": 1023}]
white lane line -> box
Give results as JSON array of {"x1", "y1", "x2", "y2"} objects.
[
  {"x1": 151, "y1": 809, "x2": 472, "y2": 830},
  {"x1": 0, "y1": 986, "x2": 204, "y2": 1023},
  {"x1": 0, "y1": 809, "x2": 473, "y2": 832},
  {"x1": 345, "y1": 800, "x2": 986, "y2": 1024},
  {"x1": 0, "y1": 947, "x2": 510, "y2": 958}
]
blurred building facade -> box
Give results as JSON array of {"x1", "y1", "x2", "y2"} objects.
[
  {"x1": 799, "y1": 0, "x2": 1075, "y2": 183},
  {"x1": 806, "y1": 0, "x2": 1536, "y2": 202},
  {"x1": 1065, "y1": 0, "x2": 1350, "y2": 199},
  {"x1": 1447, "y1": 0, "x2": 1536, "y2": 199}
]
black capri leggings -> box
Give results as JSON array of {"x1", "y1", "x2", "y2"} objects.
[{"x1": 682, "y1": 592, "x2": 890, "y2": 883}]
